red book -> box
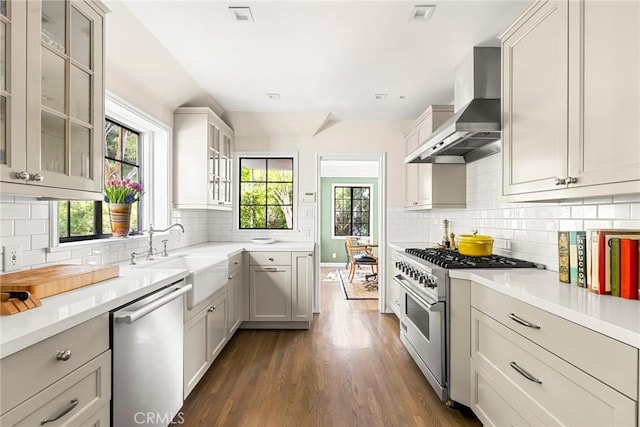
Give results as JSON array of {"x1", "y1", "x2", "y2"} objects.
[
  {"x1": 591, "y1": 230, "x2": 640, "y2": 294},
  {"x1": 620, "y1": 238, "x2": 639, "y2": 300}
]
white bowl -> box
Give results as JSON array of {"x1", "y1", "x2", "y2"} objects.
[{"x1": 251, "y1": 237, "x2": 276, "y2": 244}]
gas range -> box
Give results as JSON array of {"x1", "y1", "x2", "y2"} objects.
[
  {"x1": 396, "y1": 247, "x2": 540, "y2": 302},
  {"x1": 393, "y1": 247, "x2": 541, "y2": 404},
  {"x1": 405, "y1": 247, "x2": 539, "y2": 269}
]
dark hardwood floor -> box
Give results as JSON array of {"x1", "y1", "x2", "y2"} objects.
[{"x1": 178, "y1": 267, "x2": 481, "y2": 426}]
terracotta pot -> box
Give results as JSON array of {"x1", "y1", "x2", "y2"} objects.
[
  {"x1": 108, "y1": 203, "x2": 132, "y2": 237},
  {"x1": 457, "y1": 233, "x2": 494, "y2": 257}
]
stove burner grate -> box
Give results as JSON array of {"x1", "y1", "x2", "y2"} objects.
[{"x1": 405, "y1": 248, "x2": 538, "y2": 269}]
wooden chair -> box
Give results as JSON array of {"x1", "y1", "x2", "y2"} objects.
[{"x1": 344, "y1": 236, "x2": 378, "y2": 283}]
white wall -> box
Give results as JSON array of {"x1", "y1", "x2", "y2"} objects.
[
  {"x1": 104, "y1": 0, "x2": 225, "y2": 126},
  {"x1": 227, "y1": 114, "x2": 410, "y2": 207}
]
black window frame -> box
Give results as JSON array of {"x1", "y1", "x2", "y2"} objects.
[
  {"x1": 58, "y1": 118, "x2": 142, "y2": 243},
  {"x1": 238, "y1": 156, "x2": 294, "y2": 230},
  {"x1": 333, "y1": 185, "x2": 372, "y2": 237}
]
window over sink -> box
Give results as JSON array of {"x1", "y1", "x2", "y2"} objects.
[
  {"x1": 51, "y1": 93, "x2": 171, "y2": 247},
  {"x1": 58, "y1": 119, "x2": 142, "y2": 242}
]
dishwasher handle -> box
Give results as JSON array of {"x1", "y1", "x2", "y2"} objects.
[{"x1": 115, "y1": 284, "x2": 192, "y2": 324}]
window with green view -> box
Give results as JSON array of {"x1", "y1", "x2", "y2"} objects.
[
  {"x1": 333, "y1": 185, "x2": 371, "y2": 237},
  {"x1": 58, "y1": 119, "x2": 141, "y2": 242},
  {"x1": 239, "y1": 157, "x2": 293, "y2": 229}
]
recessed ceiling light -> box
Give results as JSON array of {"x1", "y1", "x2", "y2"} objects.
[
  {"x1": 410, "y1": 5, "x2": 436, "y2": 21},
  {"x1": 229, "y1": 7, "x2": 254, "y2": 23},
  {"x1": 266, "y1": 93, "x2": 280, "y2": 100},
  {"x1": 374, "y1": 94, "x2": 388, "y2": 100}
]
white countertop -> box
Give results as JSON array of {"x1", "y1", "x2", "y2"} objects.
[
  {"x1": 0, "y1": 240, "x2": 314, "y2": 358},
  {"x1": 450, "y1": 269, "x2": 640, "y2": 350}
]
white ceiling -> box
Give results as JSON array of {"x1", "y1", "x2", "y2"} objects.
[{"x1": 123, "y1": 1, "x2": 528, "y2": 120}]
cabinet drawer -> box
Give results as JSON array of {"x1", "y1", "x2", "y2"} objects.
[
  {"x1": 1, "y1": 350, "x2": 111, "y2": 426},
  {"x1": 471, "y1": 360, "x2": 542, "y2": 427},
  {"x1": 472, "y1": 309, "x2": 636, "y2": 426},
  {"x1": 471, "y1": 285, "x2": 638, "y2": 399},
  {"x1": 0, "y1": 314, "x2": 109, "y2": 414},
  {"x1": 228, "y1": 252, "x2": 243, "y2": 270},
  {"x1": 249, "y1": 251, "x2": 290, "y2": 266}
]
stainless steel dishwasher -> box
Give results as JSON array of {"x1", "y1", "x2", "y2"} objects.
[{"x1": 111, "y1": 281, "x2": 192, "y2": 427}]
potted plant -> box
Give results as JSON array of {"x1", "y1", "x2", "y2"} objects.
[{"x1": 104, "y1": 179, "x2": 143, "y2": 237}]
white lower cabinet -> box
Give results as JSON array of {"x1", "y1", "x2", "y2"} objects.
[
  {"x1": 470, "y1": 360, "x2": 541, "y2": 427},
  {"x1": 206, "y1": 291, "x2": 228, "y2": 362},
  {"x1": 0, "y1": 315, "x2": 110, "y2": 427},
  {"x1": 227, "y1": 252, "x2": 243, "y2": 335},
  {"x1": 470, "y1": 285, "x2": 638, "y2": 426},
  {"x1": 183, "y1": 287, "x2": 228, "y2": 399},
  {"x1": 291, "y1": 251, "x2": 313, "y2": 322},
  {"x1": 247, "y1": 251, "x2": 313, "y2": 326},
  {"x1": 183, "y1": 305, "x2": 208, "y2": 399},
  {"x1": 386, "y1": 248, "x2": 401, "y2": 315},
  {"x1": 250, "y1": 265, "x2": 292, "y2": 321}
]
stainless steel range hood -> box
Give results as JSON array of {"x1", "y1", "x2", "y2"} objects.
[{"x1": 406, "y1": 47, "x2": 501, "y2": 164}]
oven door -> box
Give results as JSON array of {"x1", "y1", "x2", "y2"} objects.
[{"x1": 394, "y1": 275, "x2": 447, "y2": 400}]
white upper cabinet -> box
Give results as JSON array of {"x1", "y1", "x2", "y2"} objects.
[
  {"x1": 173, "y1": 107, "x2": 234, "y2": 210},
  {"x1": 0, "y1": 0, "x2": 107, "y2": 199},
  {"x1": 502, "y1": 0, "x2": 640, "y2": 200},
  {"x1": 404, "y1": 104, "x2": 466, "y2": 209}
]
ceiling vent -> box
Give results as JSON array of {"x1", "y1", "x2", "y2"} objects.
[
  {"x1": 266, "y1": 93, "x2": 281, "y2": 100},
  {"x1": 410, "y1": 5, "x2": 436, "y2": 21},
  {"x1": 229, "y1": 7, "x2": 254, "y2": 23}
]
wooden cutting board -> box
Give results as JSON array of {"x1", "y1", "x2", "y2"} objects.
[{"x1": 0, "y1": 264, "x2": 120, "y2": 298}]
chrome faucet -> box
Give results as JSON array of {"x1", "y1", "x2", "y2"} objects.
[{"x1": 145, "y1": 223, "x2": 185, "y2": 260}]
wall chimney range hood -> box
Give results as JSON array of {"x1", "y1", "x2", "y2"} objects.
[{"x1": 406, "y1": 47, "x2": 501, "y2": 164}]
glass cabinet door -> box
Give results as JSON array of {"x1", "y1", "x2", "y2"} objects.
[
  {"x1": 0, "y1": 0, "x2": 27, "y2": 183},
  {"x1": 25, "y1": 0, "x2": 104, "y2": 193},
  {"x1": 221, "y1": 133, "x2": 232, "y2": 204}
]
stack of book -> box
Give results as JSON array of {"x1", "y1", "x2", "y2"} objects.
[{"x1": 558, "y1": 230, "x2": 639, "y2": 299}]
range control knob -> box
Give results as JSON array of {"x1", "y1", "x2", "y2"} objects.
[{"x1": 426, "y1": 275, "x2": 437, "y2": 288}]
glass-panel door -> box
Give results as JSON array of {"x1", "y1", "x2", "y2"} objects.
[
  {"x1": 24, "y1": 0, "x2": 103, "y2": 193},
  {"x1": 0, "y1": 0, "x2": 9, "y2": 167},
  {"x1": 40, "y1": 1, "x2": 93, "y2": 178},
  {"x1": 209, "y1": 122, "x2": 223, "y2": 204},
  {"x1": 221, "y1": 133, "x2": 232, "y2": 204},
  {"x1": 0, "y1": 0, "x2": 27, "y2": 182}
]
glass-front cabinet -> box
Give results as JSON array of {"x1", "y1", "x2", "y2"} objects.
[
  {"x1": 174, "y1": 107, "x2": 235, "y2": 210},
  {"x1": 208, "y1": 124, "x2": 232, "y2": 206},
  {"x1": 0, "y1": 0, "x2": 107, "y2": 199}
]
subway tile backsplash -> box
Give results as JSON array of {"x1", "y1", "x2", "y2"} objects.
[
  {"x1": 0, "y1": 195, "x2": 210, "y2": 271},
  {"x1": 1, "y1": 152, "x2": 638, "y2": 272},
  {"x1": 389, "y1": 154, "x2": 640, "y2": 271}
]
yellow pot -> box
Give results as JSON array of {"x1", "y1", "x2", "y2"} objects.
[{"x1": 457, "y1": 234, "x2": 494, "y2": 257}]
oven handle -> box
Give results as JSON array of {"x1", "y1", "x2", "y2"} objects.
[{"x1": 393, "y1": 275, "x2": 443, "y2": 313}]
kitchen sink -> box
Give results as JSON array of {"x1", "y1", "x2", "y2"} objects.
[{"x1": 137, "y1": 254, "x2": 229, "y2": 309}]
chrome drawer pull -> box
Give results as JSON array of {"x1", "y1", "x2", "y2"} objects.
[
  {"x1": 41, "y1": 398, "x2": 79, "y2": 424},
  {"x1": 510, "y1": 362, "x2": 542, "y2": 384},
  {"x1": 264, "y1": 267, "x2": 278, "y2": 272},
  {"x1": 56, "y1": 350, "x2": 72, "y2": 361},
  {"x1": 508, "y1": 313, "x2": 541, "y2": 329}
]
